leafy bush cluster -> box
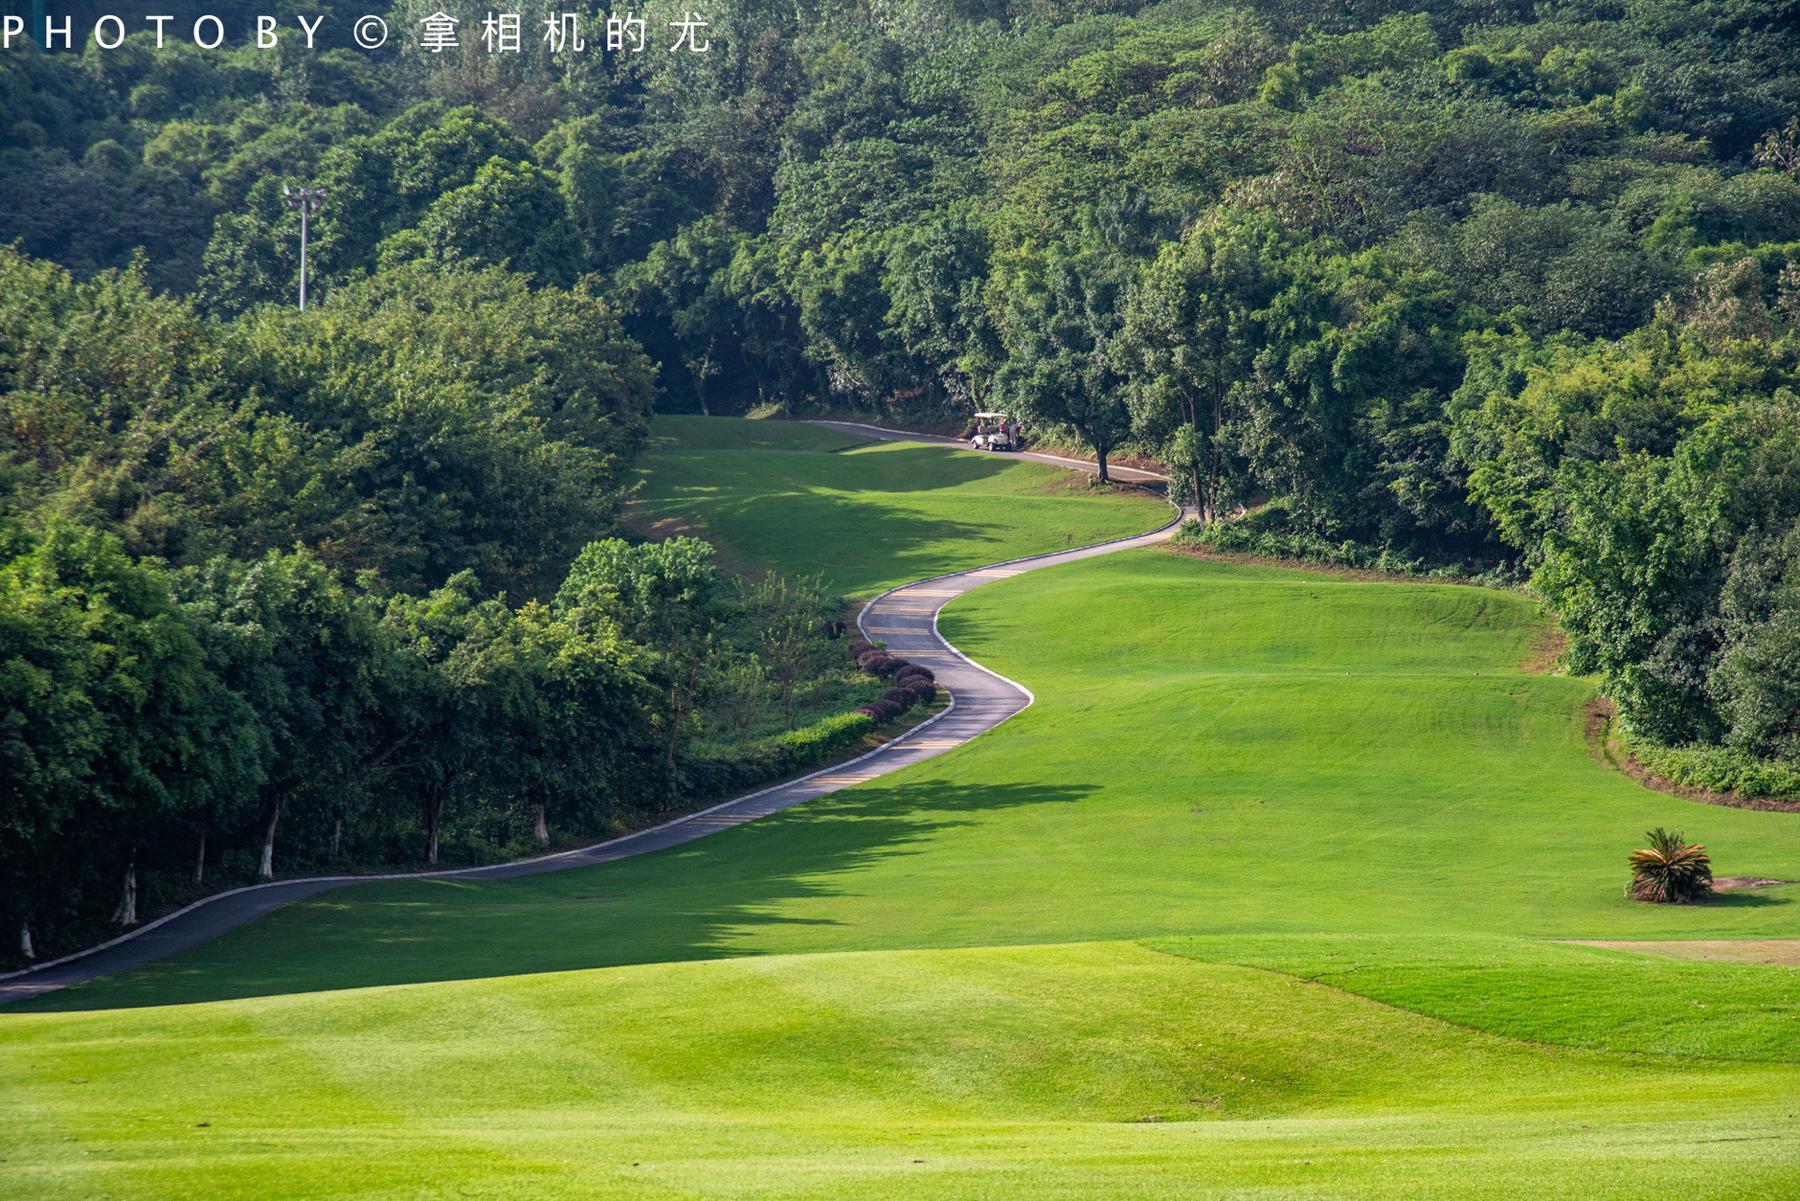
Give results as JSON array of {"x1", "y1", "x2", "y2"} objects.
[
  {"x1": 850, "y1": 642, "x2": 938, "y2": 723},
  {"x1": 683, "y1": 711, "x2": 877, "y2": 801},
  {"x1": 1176, "y1": 502, "x2": 1506, "y2": 582},
  {"x1": 0, "y1": 241, "x2": 877, "y2": 963},
  {"x1": 1617, "y1": 731, "x2": 1800, "y2": 802}
]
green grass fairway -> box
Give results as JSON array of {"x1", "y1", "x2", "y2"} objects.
[
  {"x1": 5, "y1": 420, "x2": 1799, "y2": 1198},
  {"x1": 5, "y1": 943, "x2": 1798, "y2": 1200},
  {"x1": 632, "y1": 414, "x2": 1171, "y2": 596}
]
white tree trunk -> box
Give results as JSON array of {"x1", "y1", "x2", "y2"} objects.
[
  {"x1": 330, "y1": 818, "x2": 342, "y2": 860},
  {"x1": 19, "y1": 917, "x2": 33, "y2": 960},
  {"x1": 259, "y1": 800, "x2": 282, "y2": 880},
  {"x1": 112, "y1": 849, "x2": 138, "y2": 926},
  {"x1": 534, "y1": 803, "x2": 549, "y2": 848},
  {"x1": 194, "y1": 831, "x2": 207, "y2": 885}
]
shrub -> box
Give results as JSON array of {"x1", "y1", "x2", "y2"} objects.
[
  {"x1": 905, "y1": 679, "x2": 938, "y2": 703},
  {"x1": 767, "y1": 711, "x2": 874, "y2": 762},
  {"x1": 859, "y1": 653, "x2": 900, "y2": 677},
  {"x1": 1627, "y1": 827, "x2": 1713, "y2": 903},
  {"x1": 849, "y1": 641, "x2": 875, "y2": 661},
  {"x1": 895, "y1": 664, "x2": 934, "y2": 685},
  {"x1": 1618, "y1": 730, "x2": 1800, "y2": 800},
  {"x1": 879, "y1": 687, "x2": 917, "y2": 711},
  {"x1": 868, "y1": 698, "x2": 904, "y2": 723},
  {"x1": 684, "y1": 711, "x2": 876, "y2": 801}
]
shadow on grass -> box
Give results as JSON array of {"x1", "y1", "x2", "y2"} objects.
[{"x1": 24, "y1": 779, "x2": 1098, "y2": 1012}]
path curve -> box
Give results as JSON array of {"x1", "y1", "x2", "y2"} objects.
[{"x1": 0, "y1": 425, "x2": 1184, "y2": 1005}]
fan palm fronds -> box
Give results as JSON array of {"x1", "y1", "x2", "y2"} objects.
[{"x1": 1627, "y1": 827, "x2": 1712, "y2": 903}]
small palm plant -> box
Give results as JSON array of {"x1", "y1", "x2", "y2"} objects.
[{"x1": 1627, "y1": 827, "x2": 1713, "y2": 903}]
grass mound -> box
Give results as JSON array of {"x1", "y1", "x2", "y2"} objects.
[{"x1": 5, "y1": 942, "x2": 1797, "y2": 1200}]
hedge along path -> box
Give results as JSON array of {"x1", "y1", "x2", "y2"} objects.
[{"x1": 0, "y1": 423, "x2": 1185, "y2": 1005}]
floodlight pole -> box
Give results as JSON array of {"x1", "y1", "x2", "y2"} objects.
[{"x1": 282, "y1": 184, "x2": 328, "y2": 311}]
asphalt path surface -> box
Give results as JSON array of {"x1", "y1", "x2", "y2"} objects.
[{"x1": 0, "y1": 423, "x2": 1183, "y2": 1005}]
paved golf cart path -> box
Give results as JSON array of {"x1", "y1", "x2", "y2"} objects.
[{"x1": 0, "y1": 425, "x2": 1182, "y2": 1005}]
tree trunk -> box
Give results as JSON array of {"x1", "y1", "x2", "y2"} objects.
[
  {"x1": 426, "y1": 795, "x2": 442, "y2": 866},
  {"x1": 693, "y1": 343, "x2": 714, "y2": 416},
  {"x1": 534, "y1": 803, "x2": 549, "y2": 848},
  {"x1": 330, "y1": 818, "x2": 342, "y2": 860},
  {"x1": 1095, "y1": 446, "x2": 1110, "y2": 483},
  {"x1": 259, "y1": 799, "x2": 282, "y2": 880},
  {"x1": 194, "y1": 830, "x2": 207, "y2": 885},
  {"x1": 112, "y1": 848, "x2": 138, "y2": 927},
  {"x1": 19, "y1": 916, "x2": 33, "y2": 960},
  {"x1": 665, "y1": 660, "x2": 701, "y2": 769},
  {"x1": 1206, "y1": 392, "x2": 1225, "y2": 524}
]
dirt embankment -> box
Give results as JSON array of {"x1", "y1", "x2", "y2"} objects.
[{"x1": 1585, "y1": 698, "x2": 1800, "y2": 815}]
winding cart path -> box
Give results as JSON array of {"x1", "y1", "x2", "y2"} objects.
[{"x1": 0, "y1": 424, "x2": 1183, "y2": 1005}]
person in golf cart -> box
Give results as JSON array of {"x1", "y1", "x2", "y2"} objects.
[{"x1": 969, "y1": 412, "x2": 1021, "y2": 451}]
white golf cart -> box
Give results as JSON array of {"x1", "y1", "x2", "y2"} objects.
[{"x1": 968, "y1": 412, "x2": 1021, "y2": 451}]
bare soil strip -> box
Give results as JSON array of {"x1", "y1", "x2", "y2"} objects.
[{"x1": 1574, "y1": 939, "x2": 1800, "y2": 967}]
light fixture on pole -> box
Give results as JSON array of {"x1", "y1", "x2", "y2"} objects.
[{"x1": 282, "y1": 184, "x2": 328, "y2": 311}]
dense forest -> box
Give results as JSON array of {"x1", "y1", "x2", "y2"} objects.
[{"x1": 4, "y1": 0, "x2": 1800, "y2": 960}]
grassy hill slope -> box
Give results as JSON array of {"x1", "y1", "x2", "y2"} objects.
[
  {"x1": 4, "y1": 942, "x2": 1798, "y2": 1200},
  {"x1": 632, "y1": 415, "x2": 1171, "y2": 597},
  {"x1": 4, "y1": 417, "x2": 1797, "y2": 1199}
]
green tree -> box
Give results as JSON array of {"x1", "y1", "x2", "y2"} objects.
[
  {"x1": 556, "y1": 537, "x2": 732, "y2": 768},
  {"x1": 995, "y1": 236, "x2": 1136, "y2": 481},
  {"x1": 742, "y1": 573, "x2": 838, "y2": 730},
  {"x1": 406, "y1": 157, "x2": 579, "y2": 285},
  {"x1": 885, "y1": 208, "x2": 999, "y2": 410},
  {"x1": 178, "y1": 549, "x2": 382, "y2": 880},
  {"x1": 1116, "y1": 210, "x2": 1289, "y2": 520}
]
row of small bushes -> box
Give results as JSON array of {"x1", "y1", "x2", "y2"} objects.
[
  {"x1": 1618, "y1": 728, "x2": 1800, "y2": 801},
  {"x1": 850, "y1": 641, "x2": 939, "y2": 723}
]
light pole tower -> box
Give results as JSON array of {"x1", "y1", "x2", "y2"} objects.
[{"x1": 282, "y1": 184, "x2": 327, "y2": 311}]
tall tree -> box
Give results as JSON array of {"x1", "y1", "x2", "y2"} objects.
[
  {"x1": 555, "y1": 538, "x2": 732, "y2": 769},
  {"x1": 1116, "y1": 210, "x2": 1290, "y2": 520},
  {"x1": 995, "y1": 237, "x2": 1135, "y2": 481}
]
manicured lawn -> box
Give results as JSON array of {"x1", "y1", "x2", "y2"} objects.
[
  {"x1": 4, "y1": 942, "x2": 1798, "y2": 1200},
  {"x1": 38, "y1": 551, "x2": 1800, "y2": 1010},
  {"x1": 633, "y1": 415, "x2": 1172, "y2": 597},
  {"x1": 5, "y1": 418, "x2": 1799, "y2": 1198}
]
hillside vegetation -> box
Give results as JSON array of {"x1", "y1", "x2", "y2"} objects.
[{"x1": 6, "y1": 0, "x2": 1799, "y2": 844}]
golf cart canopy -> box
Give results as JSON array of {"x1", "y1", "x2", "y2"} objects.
[{"x1": 972, "y1": 412, "x2": 1011, "y2": 420}]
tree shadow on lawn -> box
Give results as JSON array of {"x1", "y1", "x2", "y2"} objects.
[
  {"x1": 647, "y1": 486, "x2": 1018, "y2": 595},
  {"x1": 27, "y1": 779, "x2": 1098, "y2": 1011}
]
